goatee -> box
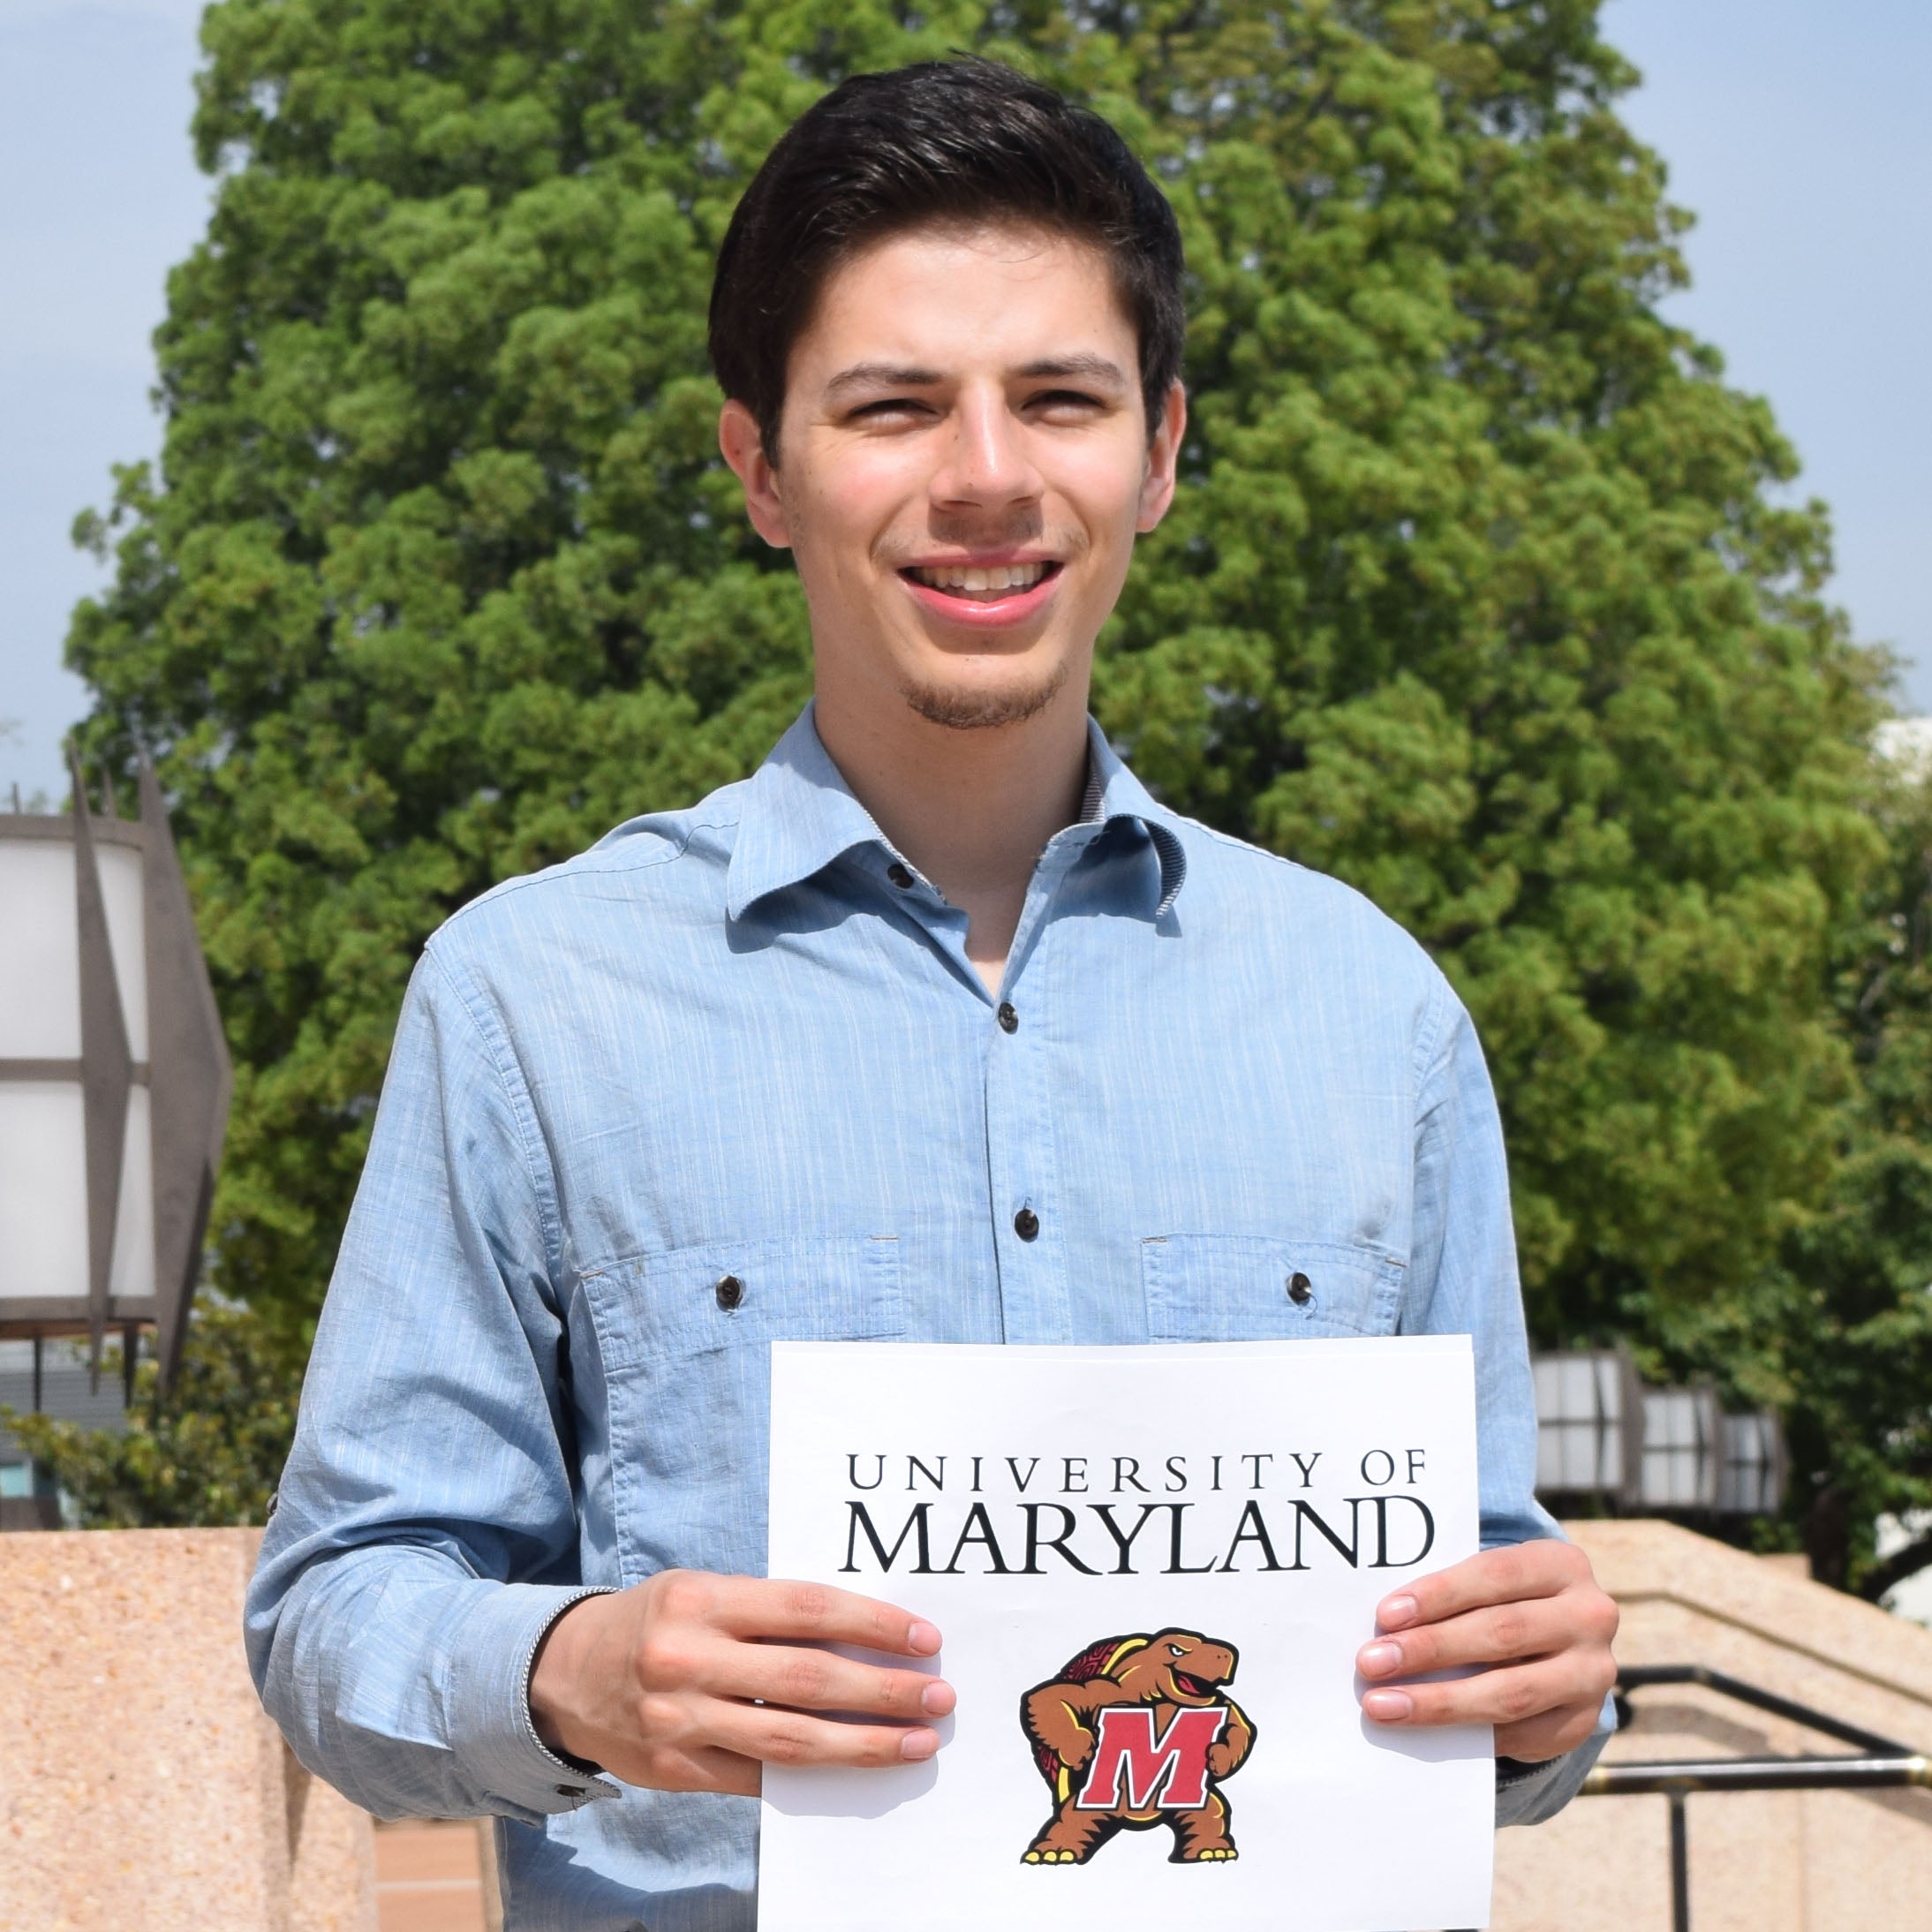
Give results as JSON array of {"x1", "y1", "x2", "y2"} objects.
[{"x1": 899, "y1": 660, "x2": 1068, "y2": 731}]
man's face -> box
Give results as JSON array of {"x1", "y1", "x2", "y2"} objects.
[{"x1": 720, "y1": 223, "x2": 1184, "y2": 732}]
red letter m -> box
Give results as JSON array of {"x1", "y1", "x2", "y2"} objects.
[{"x1": 1075, "y1": 1705, "x2": 1227, "y2": 1811}]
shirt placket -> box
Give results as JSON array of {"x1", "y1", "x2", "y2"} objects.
[{"x1": 982, "y1": 836, "x2": 1089, "y2": 1346}]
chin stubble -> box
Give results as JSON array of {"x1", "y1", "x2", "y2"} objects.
[{"x1": 898, "y1": 658, "x2": 1070, "y2": 732}]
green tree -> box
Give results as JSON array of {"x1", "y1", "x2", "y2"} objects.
[
  {"x1": 65, "y1": 0, "x2": 1906, "y2": 1569},
  {"x1": 3, "y1": 1302, "x2": 299, "y2": 1528},
  {"x1": 1765, "y1": 756, "x2": 1932, "y2": 1588}
]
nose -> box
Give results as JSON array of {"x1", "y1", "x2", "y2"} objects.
[{"x1": 931, "y1": 381, "x2": 1044, "y2": 511}]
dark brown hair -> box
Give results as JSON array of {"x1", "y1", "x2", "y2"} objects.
[{"x1": 707, "y1": 57, "x2": 1186, "y2": 463}]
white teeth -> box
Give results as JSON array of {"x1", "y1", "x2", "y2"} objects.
[{"x1": 910, "y1": 562, "x2": 1049, "y2": 594}]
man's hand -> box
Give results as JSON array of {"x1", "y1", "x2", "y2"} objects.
[
  {"x1": 528, "y1": 1571, "x2": 954, "y2": 1796},
  {"x1": 1354, "y1": 1539, "x2": 1618, "y2": 1762}
]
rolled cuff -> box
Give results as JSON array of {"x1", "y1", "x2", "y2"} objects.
[
  {"x1": 1494, "y1": 1690, "x2": 1617, "y2": 1828},
  {"x1": 443, "y1": 1582, "x2": 622, "y2": 1820}
]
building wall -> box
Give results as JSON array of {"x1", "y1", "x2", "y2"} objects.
[{"x1": 0, "y1": 1526, "x2": 375, "y2": 1932}]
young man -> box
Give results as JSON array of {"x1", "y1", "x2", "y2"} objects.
[{"x1": 249, "y1": 57, "x2": 1615, "y2": 1928}]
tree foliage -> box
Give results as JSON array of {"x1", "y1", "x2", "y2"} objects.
[
  {"x1": 1764, "y1": 761, "x2": 1932, "y2": 1587},
  {"x1": 3, "y1": 1302, "x2": 299, "y2": 1528},
  {"x1": 64, "y1": 0, "x2": 1922, "y2": 1580}
]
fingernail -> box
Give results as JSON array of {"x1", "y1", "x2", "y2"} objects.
[
  {"x1": 900, "y1": 1728, "x2": 940, "y2": 1761},
  {"x1": 920, "y1": 1680, "x2": 955, "y2": 1716},
  {"x1": 1379, "y1": 1595, "x2": 1419, "y2": 1629},
  {"x1": 1358, "y1": 1641, "x2": 1401, "y2": 1677},
  {"x1": 908, "y1": 1621, "x2": 941, "y2": 1656},
  {"x1": 1362, "y1": 1689, "x2": 1414, "y2": 1723}
]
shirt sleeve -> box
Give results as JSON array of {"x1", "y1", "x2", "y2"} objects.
[
  {"x1": 1495, "y1": 1726, "x2": 1612, "y2": 1827},
  {"x1": 1403, "y1": 978, "x2": 1616, "y2": 1820},
  {"x1": 1405, "y1": 978, "x2": 1554, "y2": 1550},
  {"x1": 245, "y1": 941, "x2": 621, "y2": 1823}
]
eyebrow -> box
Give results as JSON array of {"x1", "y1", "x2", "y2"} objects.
[
  {"x1": 820, "y1": 352, "x2": 1131, "y2": 402},
  {"x1": 822, "y1": 362, "x2": 944, "y2": 401},
  {"x1": 1015, "y1": 354, "x2": 1131, "y2": 389}
]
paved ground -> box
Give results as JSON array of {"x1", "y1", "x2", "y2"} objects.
[{"x1": 374, "y1": 1820, "x2": 492, "y2": 1932}]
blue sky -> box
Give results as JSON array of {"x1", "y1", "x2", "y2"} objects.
[{"x1": 3, "y1": 0, "x2": 1929, "y2": 804}]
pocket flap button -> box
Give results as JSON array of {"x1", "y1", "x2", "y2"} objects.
[
  {"x1": 1287, "y1": 1272, "x2": 1313, "y2": 1305},
  {"x1": 715, "y1": 1273, "x2": 745, "y2": 1311}
]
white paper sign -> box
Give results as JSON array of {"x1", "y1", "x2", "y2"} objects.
[{"x1": 762, "y1": 1338, "x2": 1491, "y2": 1932}]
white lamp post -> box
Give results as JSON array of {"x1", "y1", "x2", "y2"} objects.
[
  {"x1": 1638, "y1": 1383, "x2": 1724, "y2": 1511},
  {"x1": 0, "y1": 760, "x2": 230, "y2": 1387},
  {"x1": 1532, "y1": 1347, "x2": 1645, "y2": 1509},
  {"x1": 1534, "y1": 1350, "x2": 1787, "y2": 1519},
  {"x1": 1717, "y1": 1408, "x2": 1788, "y2": 1516}
]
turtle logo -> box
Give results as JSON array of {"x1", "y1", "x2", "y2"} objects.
[{"x1": 1020, "y1": 1629, "x2": 1256, "y2": 1866}]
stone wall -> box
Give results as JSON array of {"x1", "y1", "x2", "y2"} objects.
[
  {"x1": 0, "y1": 1527, "x2": 376, "y2": 1932},
  {"x1": 1496, "y1": 1519, "x2": 1932, "y2": 1931},
  {"x1": 6, "y1": 1518, "x2": 1928, "y2": 1929}
]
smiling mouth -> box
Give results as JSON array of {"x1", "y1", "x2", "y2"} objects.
[
  {"x1": 902, "y1": 560, "x2": 1060, "y2": 600},
  {"x1": 1171, "y1": 1671, "x2": 1216, "y2": 1699}
]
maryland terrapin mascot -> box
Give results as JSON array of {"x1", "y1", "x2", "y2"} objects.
[{"x1": 1020, "y1": 1628, "x2": 1256, "y2": 1866}]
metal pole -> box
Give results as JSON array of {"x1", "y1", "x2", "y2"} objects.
[
  {"x1": 1589, "y1": 1668, "x2": 1932, "y2": 1932},
  {"x1": 1586, "y1": 1755, "x2": 1932, "y2": 1794},
  {"x1": 1668, "y1": 1789, "x2": 1689, "y2": 1932},
  {"x1": 1616, "y1": 1664, "x2": 1914, "y2": 1758}
]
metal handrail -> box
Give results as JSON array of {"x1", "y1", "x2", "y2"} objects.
[
  {"x1": 1605, "y1": 1664, "x2": 1919, "y2": 1755},
  {"x1": 1580, "y1": 1665, "x2": 1932, "y2": 1932},
  {"x1": 1589, "y1": 1750, "x2": 1931, "y2": 1793}
]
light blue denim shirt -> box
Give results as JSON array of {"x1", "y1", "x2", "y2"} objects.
[{"x1": 247, "y1": 705, "x2": 1605, "y2": 1930}]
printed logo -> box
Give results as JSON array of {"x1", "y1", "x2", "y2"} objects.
[{"x1": 1020, "y1": 1629, "x2": 1256, "y2": 1866}]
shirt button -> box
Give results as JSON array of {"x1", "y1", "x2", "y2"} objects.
[
  {"x1": 887, "y1": 862, "x2": 915, "y2": 889},
  {"x1": 1014, "y1": 1208, "x2": 1040, "y2": 1241},
  {"x1": 716, "y1": 1273, "x2": 745, "y2": 1310},
  {"x1": 997, "y1": 1002, "x2": 1018, "y2": 1034},
  {"x1": 1287, "y1": 1272, "x2": 1313, "y2": 1305}
]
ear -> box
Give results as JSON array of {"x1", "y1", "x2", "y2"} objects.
[
  {"x1": 718, "y1": 399, "x2": 793, "y2": 549},
  {"x1": 1135, "y1": 380, "x2": 1188, "y2": 534}
]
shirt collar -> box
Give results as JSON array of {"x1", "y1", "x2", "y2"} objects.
[
  {"x1": 725, "y1": 704, "x2": 889, "y2": 920},
  {"x1": 1078, "y1": 716, "x2": 1189, "y2": 914},
  {"x1": 726, "y1": 703, "x2": 1188, "y2": 920}
]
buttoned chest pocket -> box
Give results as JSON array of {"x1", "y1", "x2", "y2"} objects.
[
  {"x1": 1142, "y1": 1234, "x2": 1404, "y2": 1342},
  {"x1": 585, "y1": 1234, "x2": 904, "y2": 1372}
]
